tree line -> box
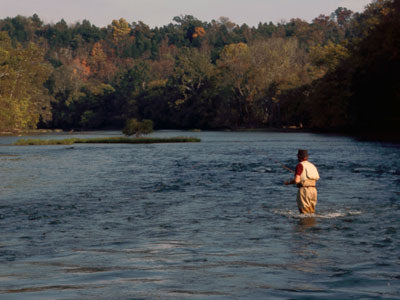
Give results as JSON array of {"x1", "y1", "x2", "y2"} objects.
[{"x1": 0, "y1": 0, "x2": 398, "y2": 134}]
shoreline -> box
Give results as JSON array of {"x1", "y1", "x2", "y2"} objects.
[
  {"x1": 12, "y1": 136, "x2": 201, "y2": 146},
  {"x1": 0, "y1": 129, "x2": 63, "y2": 136},
  {"x1": 2, "y1": 127, "x2": 398, "y2": 143}
]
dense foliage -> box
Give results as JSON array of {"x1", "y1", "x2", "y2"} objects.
[
  {"x1": 0, "y1": 0, "x2": 398, "y2": 135},
  {"x1": 122, "y1": 118, "x2": 154, "y2": 137}
]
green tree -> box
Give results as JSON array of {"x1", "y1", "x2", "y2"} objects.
[
  {"x1": 0, "y1": 32, "x2": 52, "y2": 131},
  {"x1": 310, "y1": 41, "x2": 349, "y2": 71},
  {"x1": 111, "y1": 18, "x2": 134, "y2": 56},
  {"x1": 306, "y1": 0, "x2": 399, "y2": 132},
  {"x1": 216, "y1": 42, "x2": 252, "y2": 126},
  {"x1": 111, "y1": 61, "x2": 151, "y2": 125},
  {"x1": 170, "y1": 47, "x2": 215, "y2": 104},
  {"x1": 122, "y1": 118, "x2": 153, "y2": 137},
  {"x1": 346, "y1": 0, "x2": 400, "y2": 132},
  {"x1": 172, "y1": 15, "x2": 206, "y2": 46},
  {"x1": 215, "y1": 39, "x2": 311, "y2": 127}
]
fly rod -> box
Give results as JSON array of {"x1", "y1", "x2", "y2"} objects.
[
  {"x1": 268, "y1": 157, "x2": 294, "y2": 173},
  {"x1": 255, "y1": 150, "x2": 295, "y2": 173},
  {"x1": 280, "y1": 163, "x2": 294, "y2": 173}
]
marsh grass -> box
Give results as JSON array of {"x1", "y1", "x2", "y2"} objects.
[{"x1": 13, "y1": 137, "x2": 201, "y2": 146}]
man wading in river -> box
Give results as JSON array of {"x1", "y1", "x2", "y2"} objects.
[{"x1": 284, "y1": 150, "x2": 320, "y2": 214}]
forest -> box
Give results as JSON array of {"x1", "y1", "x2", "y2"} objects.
[{"x1": 0, "y1": 0, "x2": 399, "y2": 136}]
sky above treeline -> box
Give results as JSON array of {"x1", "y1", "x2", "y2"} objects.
[{"x1": 1, "y1": 0, "x2": 373, "y2": 27}]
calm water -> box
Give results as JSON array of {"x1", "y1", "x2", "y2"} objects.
[{"x1": 0, "y1": 131, "x2": 399, "y2": 299}]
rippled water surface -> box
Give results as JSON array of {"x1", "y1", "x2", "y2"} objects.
[{"x1": 0, "y1": 131, "x2": 399, "y2": 299}]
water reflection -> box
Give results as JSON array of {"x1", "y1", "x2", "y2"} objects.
[
  {"x1": 290, "y1": 216, "x2": 323, "y2": 280},
  {"x1": 297, "y1": 216, "x2": 317, "y2": 228}
]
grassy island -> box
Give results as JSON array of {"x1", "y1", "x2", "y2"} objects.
[{"x1": 13, "y1": 136, "x2": 201, "y2": 146}]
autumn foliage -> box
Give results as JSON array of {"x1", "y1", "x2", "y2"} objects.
[
  {"x1": 0, "y1": 0, "x2": 398, "y2": 136},
  {"x1": 192, "y1": 27, "x2": 206, "y2": 39}
]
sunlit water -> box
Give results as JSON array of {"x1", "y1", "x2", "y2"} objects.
[{"x1": 0, "y1": 131, "x2": 399, "y2": 299}]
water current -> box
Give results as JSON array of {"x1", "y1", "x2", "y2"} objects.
[{"x1": 0, "y1": 130, "x2": 399, "y2": 299}]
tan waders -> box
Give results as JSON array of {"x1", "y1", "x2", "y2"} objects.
[{"x1": 296, "y1": 185, "x2": 317, "y2": 214}]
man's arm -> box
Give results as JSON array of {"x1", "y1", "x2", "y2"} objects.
[
  {"x1": 284, "y1": 163, "x2": 302, "y2": 185},
  {"x1": 284, "y1": 175, "x2": 301, "y2": 185}
]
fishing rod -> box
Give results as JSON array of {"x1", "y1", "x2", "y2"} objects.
[
  {"x1": 267, "y1": 157, "x2": 294, "y2": 173},
  {"x1": 278, "y1": 162, "x2": 294, "y2": 173},
  {"x1": 254, "y1": 150, "x2": 294, "y2": 173}
]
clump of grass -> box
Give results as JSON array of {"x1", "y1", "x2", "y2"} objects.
[
  {"x1": 13, "y1": 138, "x2": 77, "y2": 145},
  {"x1": 13, "y1": 136, "x2": 201, "y2": 146},
  {"x1": 75, "y1": 137, "x2": 201, "y2": 144}
]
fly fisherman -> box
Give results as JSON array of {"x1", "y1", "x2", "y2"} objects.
[{"x1": 284, "y1": 149, "x2": 320, "y2": 214}]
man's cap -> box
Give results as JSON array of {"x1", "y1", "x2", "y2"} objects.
[{"x1": 298, "y1": 149, "x2": 308, "y2": 158}]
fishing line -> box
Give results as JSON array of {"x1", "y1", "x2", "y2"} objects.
[{"x1": 253, "y1": 149, "x2": 294, "y2": 173}]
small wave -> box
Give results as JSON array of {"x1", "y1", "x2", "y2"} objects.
[
  {"x1": 252, "y1": 166, "x2": 273, "y2": 173},
  {"x1": 0, "y1": 284, "x2": 95, "y2": 294},
  {"x1": 352, "y1": 167, "x2": 400, "y2": 176},
  {"x1": 274, "y1": 209, "x2": 362, "y2": 219},
  {"x1": 318, "y1": 211, "x2": 362, "y2": 219},
  {"x1": 389, "y1": 169, "x2": 400, "y2": 175},
  {"x1": 352, "y1": 167, "x2": 376, "y2": 173}
]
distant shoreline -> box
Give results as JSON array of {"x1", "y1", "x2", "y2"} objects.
[
  {"x1": 12, "y1": 136, "x2": 201, "y2": 146},
  {"x1": 0, "y1": 129, "x2": 64, "y2": 136},
  {"x1": 2, "y1": 127, "x2": 398, "y2": 143},
  {"x1": 0, "y1": 127, "x2": 306, "y2": 137}
]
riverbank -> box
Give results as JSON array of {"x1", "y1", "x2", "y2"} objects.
[
  {"x1": 13, "y1": 136, "x2": 201, "y2": 146},
  {"x1": 310, "y1": 128, "x2": 400, "y2": 143},
  {"x1": 3, "y1": 127, "x2": 399, "y2": 144},
  {"x1": 221, "y1": 127, "x2": 400, "y2": 143},
  {"x1": 0, "y1": 129, "x2": 64, "y2": 136},
  {"x1": 350, "y1": 130, "x2": 400, "y2": 143}
]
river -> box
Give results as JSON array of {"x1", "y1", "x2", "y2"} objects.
[{"x1": 0, "y1": 130, "x2": 399, "y2": 299}]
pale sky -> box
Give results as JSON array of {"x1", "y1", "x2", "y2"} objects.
[{"x1": 0, "y1": 0, "x2": 373, "y2": 28}]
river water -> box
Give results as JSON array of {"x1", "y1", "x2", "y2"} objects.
[{"x1": 0, "y1": 130, "x2": 399, "y2": 299}]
